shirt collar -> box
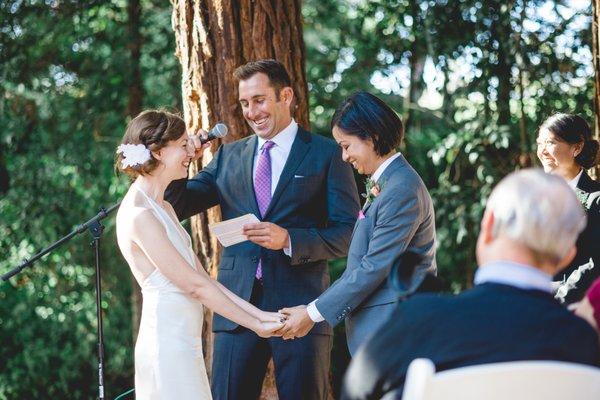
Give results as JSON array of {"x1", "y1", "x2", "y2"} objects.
[
  {"x1": 474, "y1": 261, "x2": 553, "y2": 293},
  {"x1": 371, "y1": 152, "x2": 401, "y2": 183},
  {"x1": 567, "y1": 169, "x2": 583, "y2": 190},
  {"x1": 256, "y1": 119, "x2": 298, "y2": 153}
]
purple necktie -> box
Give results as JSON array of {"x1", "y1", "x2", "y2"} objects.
[{"x1": 254, "y1": 140, "x2": 275, "y2": 280}]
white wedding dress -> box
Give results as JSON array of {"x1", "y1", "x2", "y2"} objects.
[{"x1": 118, "y1": 186, "x2": 212, "y2": 400}]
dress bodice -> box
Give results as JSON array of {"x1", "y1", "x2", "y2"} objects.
[
  {"x1": 135, "y1": 186, "x2": 197, "y2": 293},
  {"x1": 124, "y1": 186, "x2": 211, "y2": 399}
]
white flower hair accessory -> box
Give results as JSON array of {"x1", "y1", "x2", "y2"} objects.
[{"x1": 117, "y1": 143, "x2": 152, "y2": 168}]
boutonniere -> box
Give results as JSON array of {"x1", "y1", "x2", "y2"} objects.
[
  {"x1": 362, "y1": 178, "x2": 384, "y2": 208},
  {"x1": 575, "y1": 189, "x2": 591, "y2": 210}
]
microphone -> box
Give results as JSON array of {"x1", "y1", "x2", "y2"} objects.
[{"x1": 200, "y1": 123, "x2": 228, "y2": 144}]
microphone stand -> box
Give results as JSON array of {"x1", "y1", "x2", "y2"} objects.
[{"x1": 2, "y1": 202, "x2": 121, "y2": 400}]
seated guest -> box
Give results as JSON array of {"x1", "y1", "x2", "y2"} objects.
[
  {"x1": 342, "y1": 169, "x2": 600, "y2": 400},
  {"x1": 574, "y1": 278, "x2": 600, "y2": 332},
  {"x1": 536, "y1": 113, "x2": 600, "y2": 304}
]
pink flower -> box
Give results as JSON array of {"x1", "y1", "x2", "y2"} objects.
[
  {"x1": 370, "y1": 184, "x2": 380, "y2": 198},
  {"x1": 358, "y1": 210, "x2": 365, "y2": 220}
]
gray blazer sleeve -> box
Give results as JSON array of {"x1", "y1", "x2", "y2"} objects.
[{"x1": 315, "y1": 186, "x2": 422, "y2": 326}]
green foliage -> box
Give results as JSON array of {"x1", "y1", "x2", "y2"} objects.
[
  {"x1": 303, "y1": 0, "x2": 595, "y2": 289},
  {"x1": 1, "y1": 0, "x2": 596, "y2": 398},
  {"x1": 303, "y1": 2, "x2": 595, "y2": 389},
  {"x1": 1, "y1": 0, "x2": 178, "y2": 398}
]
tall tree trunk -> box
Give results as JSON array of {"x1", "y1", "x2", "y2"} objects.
[
  {"x1": 489, "y1": 0, "x2": 514, "y2": 127},
  {"x1": 593, "y1": 0, "x2": 600, "y2": 179},
  {"x1": 403, "y1": 1, "x2": 425, "y2": 135},
  {"x1": 0, "y1": 145, "x2": 8, "y2": 194},
  {"x1": 171, "y1": 1, "x2": 309, "y2": 398},
  {"x1": 127, "y1": 0, "x2": 144, "y2": 344},
  {"x1": 516, "y1": 0, "x2": 531, "y2": 167}
]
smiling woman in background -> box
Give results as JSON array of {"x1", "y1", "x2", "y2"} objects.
[{"x1": 536, "y1": 113, "x2": 600, "y2": 304}]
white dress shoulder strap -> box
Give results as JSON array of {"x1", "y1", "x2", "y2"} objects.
[{"x1": 135, "y1": 186, "x2": 196, "y2": 269}]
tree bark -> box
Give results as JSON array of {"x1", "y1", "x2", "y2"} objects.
[
  {"x1": 127, "y1": 0, "x2": 144, "y2": 344},
  {"x1": 171, "y1": 1, "x2": 309, "y2": 398},
  {"x1": 593, "y1": 0, "x2": 600, "y2": 173},
  {"x1": 516, "y1": 0, "x2": 531, "y2": 167},
  {"x1": 489, "y1": 0, "x2": 515, "y2": 127},
  {"x1": 403, "y1": 1, "x2": 425, "y2": 135},
  {"x1": 0, "y1": 145, "x2": 9, "y2": 194}
]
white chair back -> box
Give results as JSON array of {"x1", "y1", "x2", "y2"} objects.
[{"x1": 402, "y1": 358, "x2": 600, "y2": 400}]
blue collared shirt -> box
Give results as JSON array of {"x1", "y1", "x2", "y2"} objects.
[{"x1": 474, "y1": 261, "x2": 554, "y2": 294}]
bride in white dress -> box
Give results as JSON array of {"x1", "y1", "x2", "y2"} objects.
[{"x1": 115, "y1": 110, "x2": 283, "y2": 399}]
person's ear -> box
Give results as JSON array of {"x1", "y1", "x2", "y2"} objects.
[
  {"x1": 280, "y1": 87, "x2": 294, "y2": 107},
  {"x1": 480, "y1": 211, "x2": 495, "y2": 245},
  {"x1": 573, "y1": 142, "x2": 583, "y2": 158},
  {"x1": 151, "y1": 149, "x2": 162, "y2": 161}
]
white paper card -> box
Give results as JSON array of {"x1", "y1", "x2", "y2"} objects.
[{"x1": 208, "y1": 213, "x2": 260, "y2": 247}]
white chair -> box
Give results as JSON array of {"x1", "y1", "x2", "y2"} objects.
[{"x1": 402, "y1": 358, "x2": 600, "y2": 400}]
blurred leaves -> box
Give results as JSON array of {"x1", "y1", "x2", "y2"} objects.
[
  {"x1": 0, "y1": 0, "x2": 596, "y2": 398},
  {"x1": 303, "y1": 0, "x2": 595, "y2": 289},
  {"x1": 0, "y1": 0, "x2": 179, "y2": 398}
]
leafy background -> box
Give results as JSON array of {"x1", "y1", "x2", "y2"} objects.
[{"x1": 0, "y1": 0, "x2": 595, "y2": 398}]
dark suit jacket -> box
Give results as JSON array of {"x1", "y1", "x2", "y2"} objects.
[
  {"x1": 342, "y1": 282, "x2": 600, "y2": 400},
  {"x1": 165, "y1": 128, "x2": 360, "y2": 334},
  {"x1": 554, "y1": 171, "x2": 600, "y2": 304}
]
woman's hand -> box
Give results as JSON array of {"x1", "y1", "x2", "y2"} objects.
[
  {"x1": 258, "y1": 310, "x2": 286, "y2": 323},
  {"x1": 254, "y1": 320, "x2": 285, "y2": 338},
  {"x1": 252, "y1": 311, "x2": 287, "y2": 338}
]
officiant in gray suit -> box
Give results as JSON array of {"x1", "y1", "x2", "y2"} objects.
[{"x1": 279, "y1": 91, "x2": 437, "y2": 355}]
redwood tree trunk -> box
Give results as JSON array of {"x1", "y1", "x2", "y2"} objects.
[
  {"x1": 171, "y1": 1, "x2": 309, "y2": 398},
  {"x1": 593, "y1": 0, "x2": 600, "y2": 178}
]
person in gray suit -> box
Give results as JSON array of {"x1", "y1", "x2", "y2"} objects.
[
  {"x1": 165, "y1": 59, "x2": 360, "y2": 400},
  {"x1": 279, "y1": 91, "x2": 437, "y2": 355}
]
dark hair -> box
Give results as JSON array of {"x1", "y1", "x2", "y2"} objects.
[
  {"x1": 331, "y1": 91, "x2": 403, "y2": 156},
  {"x1": 116, "y1": 109, "x2": 186, "y2": 177},
  {"x1": 234, "y1": 59, "x2": 292, "y2": 100},
  {"x1": 539, "y1": 113, "x2": 599, "y2": 169}
]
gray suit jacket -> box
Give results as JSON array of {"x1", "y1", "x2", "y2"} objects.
[
  {"x1": 316, "y1": 154, "x2": 436, "y2": 352},
  {"x1": 165, "y1": 128, "x2": 360, "y2": 335}
]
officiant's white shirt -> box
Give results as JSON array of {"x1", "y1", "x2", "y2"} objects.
[
  {"x1": 307, "y1": 152, "x2": 402, "y2": 323},
  {"x1": 254, "y1": 119, "x2": 298, "y2": 194},
  {"x1": 254, "y1": 119, "x2": 297, "y2": 256}
]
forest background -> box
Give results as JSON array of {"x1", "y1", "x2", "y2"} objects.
[{"x1": 1, "y1": 0, "x2": 599, "y2": 398}]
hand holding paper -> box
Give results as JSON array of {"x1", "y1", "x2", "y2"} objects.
[
  {"x1": 208, "y1": 214, "x2": 260, "y2": 247},
  {"x1": 243, "y1": 222, "x2": 291, "y2": 250}
]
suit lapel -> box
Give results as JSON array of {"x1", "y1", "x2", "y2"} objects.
[
  {"x1": 361, "y1": 154, "x2": 407, "y2": 214},
  {"x1": 264, "y1": 128, "x2": 311, "y2": 219},
  {"x1": 350, "y1": 155, "x2": 407, "y2": 241},
  {"x1": 577, "y1": 171, "x2": 600, "y2": 193},
  {"x1": 242, "y1": 135, "x2": 262, "y2": 218}
]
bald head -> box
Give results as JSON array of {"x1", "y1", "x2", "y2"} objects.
[{"x1": 481, "y1": 169, "x2": 586, "y2": 265}]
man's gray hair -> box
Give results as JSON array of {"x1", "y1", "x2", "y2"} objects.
[{"x1": 486, "y1": 169, "x2": 586, "y2": 263}]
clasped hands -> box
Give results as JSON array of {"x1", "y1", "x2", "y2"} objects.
[
  {"x1": 256, "y1": 305, "x2": 315, "y2": 339},
  {"x1": 276, "y1": 305, "x2": 315, "y2": 340}
]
